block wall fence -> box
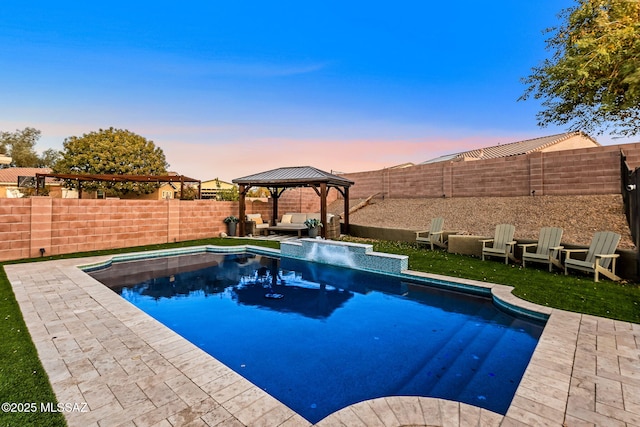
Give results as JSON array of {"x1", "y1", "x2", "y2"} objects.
[
  {"x1": 2, "y1": 142, "x2": 639, "y2": 262},
  {"x1": 341, "y1": 142, "x2": 640, "y2": 199},
  {"x1": 0, "y1": 199, "x2": 239, "y2": 262},
  {"x1": 0, "y1": 189, "x2": 340, "y2": 262}
]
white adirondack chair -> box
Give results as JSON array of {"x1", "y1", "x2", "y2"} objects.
[
  {"x1": 480, "y1": 224, "x2": 517, "y2": 264},
  {"x1": 519, "y1": 227, "x2": 564, "y2": 272},
  {"x1": 415, "y1": 217, "x2": 446, "y2": 250},
  {"x1": 564, "y1": 231, "x2": 621, "y2": 282}
]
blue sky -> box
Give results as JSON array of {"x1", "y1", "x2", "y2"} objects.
[{"x1": 1, "y1": 1, "x2": 633, "y2": 181}]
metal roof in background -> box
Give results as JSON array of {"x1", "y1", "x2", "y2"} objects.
[
  {"x1": 421, "y1": 131, "x2": 600, "y2": 164},
  {"x1": 0, "y1": 167, "x2": 53, "y2": 184},
  {"x1": 233, "y1": 166, "x2": 354, "y2": 187}
]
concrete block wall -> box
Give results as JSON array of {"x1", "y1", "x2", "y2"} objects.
[
  {"x1": 452, "y1": 156, "x2": 531, "y2": 197},
  {"x1": 621, "y1": 142, "x2": 640, "y2": 166},
  {"x1": 178, "y1": 200, "x2": 237, "y2": 242},
  {"x1": 50, "y1": 199, "x2": 169, "y2": 254},
  {"x1": 0, "y1": 199, "x2": 31, "y2": 260},
  {"x1": 0, "y1": 198, "x2": 240, "y2": 262},
  {"x1": 342, "y1": 142, "x2": 640, "y2": 199},
  {"x1": 540, "y1": 146, "x2": 622, "y2": 195}
]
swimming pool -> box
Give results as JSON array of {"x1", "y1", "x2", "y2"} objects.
[{"x1": 89, "y1": 248, "x2": 545, "y2": 424}]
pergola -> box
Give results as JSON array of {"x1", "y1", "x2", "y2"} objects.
[
  {"x1": 34, "y1": 172, "x2": 202, "y2": 198},
  {"x1": 232, "y1": 166, "x2": 354, "y2": 239}
]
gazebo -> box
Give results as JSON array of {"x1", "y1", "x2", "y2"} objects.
[{"x1": 232, "y1": 166, "x2": 354, "y2": 239}]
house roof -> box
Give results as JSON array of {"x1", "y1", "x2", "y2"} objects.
[
  {"x1": 233, "y1": 166, "x2": 354, "y2": 188},
  {"x1": 421, "y1": 131, "x2": 599, "y2": 164},
  {"x1": 0, "y1": 167, "x2": 53, "y2": 184}
]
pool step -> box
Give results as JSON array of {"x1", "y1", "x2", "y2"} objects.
[
  {"x1": 395, "y1": 305, "x2": 511, "y2": 397},
  {"x1": 389, "y1": 302, "x2": 501, "y2": 395}
]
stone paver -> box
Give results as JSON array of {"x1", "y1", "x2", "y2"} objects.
[{"x1": 4, "y1": 251, "x2": 640, "y2": 426}]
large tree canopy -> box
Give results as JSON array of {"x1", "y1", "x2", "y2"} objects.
[
  {"x1": 521, "y1": 0, "x2": 640, "y2": 136},
  {"x1": 53, "y1": 127, "x2": 169, "y2": 195}
]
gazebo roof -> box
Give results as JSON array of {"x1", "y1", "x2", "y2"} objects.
[{"x1": 232, "y1": 166, "x2": 353, "y2": 188}]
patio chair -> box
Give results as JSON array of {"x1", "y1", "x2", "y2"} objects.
[
  {"x1": 480, "y1": 224, "x2": 516, "y2": 264},
  {"x1": 564, "y1": 231, "x2": 621, "y2": 282},
  {"x1": 415, "y1": 217, "x2": 446, "y2": 250},
  {"x1": 519, "y1": 227, "x2": 564, "y2": 272}
]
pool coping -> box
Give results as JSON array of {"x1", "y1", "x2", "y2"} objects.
[{"x1": 5, "y1": 245, "x2": 640, "y2": 426}]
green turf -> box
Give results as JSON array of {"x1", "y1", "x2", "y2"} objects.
[
  {"x1": 351, "y1": 239, "x2": 640, "y2": 323},
  {"x1": 0, "y1": 266, "x2": 67, "y2": 426},
  {"x1": 0, "y1": 236, "x2": 638, "y2": 426}
]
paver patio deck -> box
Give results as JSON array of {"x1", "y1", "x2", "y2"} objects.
[{"x1": 4, "y1": 251, "x2": 640, "y2": 426}]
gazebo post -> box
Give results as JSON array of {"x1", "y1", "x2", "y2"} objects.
[
  {"x1": 238, "y1": 184, "x2": 246, "y2": 236},
  {"x1": 271, "y1": 188, "x2": 279, "y2": 226},
  {"x1": 320, "y1": 183, "x2": 327, "y2": 239},
  {"x1": 343, "y1": 186, "x2": 350, "y2": 235}
]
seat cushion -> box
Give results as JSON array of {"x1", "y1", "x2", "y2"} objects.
[{"x1": 290, "y1": 213, "x2": 307, "y2": 224}]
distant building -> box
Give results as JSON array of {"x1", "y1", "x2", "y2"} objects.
[
  {"x1": 0, "y1": 153, "x2": 11, "y2": 166},
  {"x1": 201, "y1": 178, "x2": 236, "y2": 200},
  {"x1": 0, "y1": 167, "x2": 78, "y2": 198},
  {"x1": 421, "y1": 131, "x2": 600, "y2": 164}
]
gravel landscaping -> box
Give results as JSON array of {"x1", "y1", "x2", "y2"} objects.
[{"x1": 337, "y1": 194, "x2": 635, "y2": 249}]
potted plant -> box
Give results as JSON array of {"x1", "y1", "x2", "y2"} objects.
[
  {"x1": 224, "y1": 215, "x2": 239, "y2": 236},
  {"x1": 304, "y1": 218, "x2": 323, "y2": 238}
]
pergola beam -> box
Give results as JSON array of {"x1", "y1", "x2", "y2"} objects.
[{"x1": 35, "y1": 172, "x2": 201, "y2": 199}]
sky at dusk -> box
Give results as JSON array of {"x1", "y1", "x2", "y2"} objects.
[{"x1": 1, "y1": 1, "x2": 636, "y2": 181}]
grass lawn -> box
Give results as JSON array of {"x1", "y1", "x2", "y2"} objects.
[
  {"x1": 353, "y1": 239, "x2": 640, "y2": 324},
  {"x1": 0, "y1": 236, "x2": 638, "y2": 426}
]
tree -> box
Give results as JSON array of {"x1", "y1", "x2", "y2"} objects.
[
  {"x1": 217, "y1": 185, "x2": 239, "y2": 201},
  {"x1": 0, "y1": 127, "x2": 63, "y2": 168},
  {"x1": 521, "y1": 0, "x2": 640, "y2": 136},
  {"x1": 0, "y1": 127, "x2": 41, "y2": 167},
  {"x1": 53, "y1": 127, "x2": 169, "y2": 196},
  {"x1": 38, "y1": 148, "x2": 62, "y2": 168}
]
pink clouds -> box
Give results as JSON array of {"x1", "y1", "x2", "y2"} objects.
[
  {"x1": 0, "y1": 116, "x2": 571, "y2": 183},
  {"x1": 160, "y1": 135, "x2": 534, "y2": 181}
]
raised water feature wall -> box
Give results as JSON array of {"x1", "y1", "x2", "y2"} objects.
[{"x1": 280, "y1": 238, "x2": 408, "y2": 275}]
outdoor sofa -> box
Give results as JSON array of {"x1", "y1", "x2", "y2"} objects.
[{"x1": 245, "y1": 212, "x2": 339, "y2": 238}]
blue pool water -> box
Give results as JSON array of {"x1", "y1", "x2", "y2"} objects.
[{"x1": 90, "y1": 251, "x2": 544, "y2": 423}]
